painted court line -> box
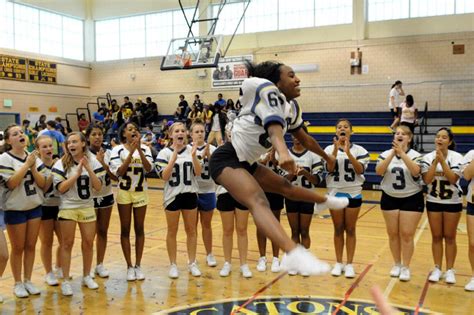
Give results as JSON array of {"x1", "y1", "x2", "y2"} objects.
[
  {"x1": 383, "y1": 217, "x2": 429, "y2": 298},
  {"x1": 231, "y1": 272, "x2": 288, "y2": 315},
  {"x1": 331, "y1": 264, "x2": 373, "y2": 315},
  {"x1": 414, "y1": 274, "x2": 431, "y2": 315}
]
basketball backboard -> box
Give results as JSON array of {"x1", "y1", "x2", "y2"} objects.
[{"x1": 160, "y1": 35, "x2": 223, "y2": 71}]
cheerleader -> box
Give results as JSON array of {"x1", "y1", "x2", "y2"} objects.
[
  {"x1": 285, "y1": 131, "x2": 323, "y2": 267},
  {"x1": 256, "y1": 149, "x2": 285, "y2": 273},
  {"x1": 0, "y1": 125, "x2": 44, "y2": 298},
  {"x1": 422, "y1": 128, "x2": 463, "y2": 284},
  {"x1": 376, "y1": 126, "x2": 424, "y2": 281},
  {"x1": 86, "y1": 125, "x2": 117, "y2": 278},
  {"x1": 109, "y1": 122, "x2": 153, "y2": 281},
  {"x1": 155, "y1": 122, "x2": 202, "y2": 278},
  {"x1": 52, "y1": 132, "x2": 105, "y2": 296},
  {"x1": 189, "y1": 121, "x2": 218, "y2": 267},
  {"x1": 462, "y1": 149, "x2": 474, "y2": 291},
  {"x1": 36, "y1": 135, "x2": 62, "y2": 286},
  {"x1": 325, "y1": 119, "x2": 370, "y2": 278}
]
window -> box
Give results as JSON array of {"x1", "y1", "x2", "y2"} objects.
[
  {"x1": 0, "y1": 0, "x2": 14, "y2": 49},
  {"x1": 95, "y1": 7, "x2": 199, "y2": 61},
  {"x1": 0, "y1": 1, "x2": 84, "y2": 60},
  {"x1": 119, "y1": 16, "x2": 146, "y2": 59},
  {"x1": 368, "y1": 0, "x2": 473, "y2": 21},
  {"x1": 211, "y1": 0, "x2": 352, "y2": 35},
  {"x1": 95, "y1": 19, "x2": 120, "y2": 61},
  {"x1": 315, "y1": 0, "x2": 353, "y2": 26},
  {"x1": 63, "y1": 17, "x2": 84, "y2": 61},
  {"x1": 245, "y1": 0, "x2": 278, "y2": 33},
  {"x1": 14, "y1": 4, "x2": 40, "y2": 53}
]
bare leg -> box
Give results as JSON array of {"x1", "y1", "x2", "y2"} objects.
[
  {"x1": 467, "y1": 215, "x2": 474, "y2": 275},
  {"x1": 0, "y1": 232, "x2": 9, "y2": 277},
  {"x1": 6, "y1": 223, "x2": 26, "y2": 282},
  {"x1": 132, "y1": 206, "x2": 147, "y2": 266},
  {"x1": 382, "y1": 210, "x2": 401, "y2": 265},
  {"x1": 427, "y1": 211, "x2": 444, "y2": 268},
  {"x1": 345, "y1": 207, "x2": 361, "y2": 264},
  {"x1": 182, "y1": 209, "x2": 198, "y2": 263},
  {"x1": 39, "y1": 219, "x2": 55, "y2": 274},
  {"x1": 330, "y1": 209, "x2": 345, "y2": 263},
  {"x1": 235, "y1": 209, "x2": 249, "y2": 266},
  {"x1": 271, "y1": 210, "x2": 281, "y2": 257},
  {"x1": 299, "y1": 213, "x2": 313, "y2": 249},
  {"x1": 399, "y1": 211, "x2": 422, "y2": 266},
  {"x1": 443, "y1": 212, "x2": 461, "y2": 270},
  {"x1": 59, "y1": 220, "x2": 77, "y2": 279},
  {"x1": 118, "y1": 203, "x2": 133, "y2": 267},
  {"x1": 96, "y1": 206, "x2": 113, "y2": 265},
  {"x1": 199, "y1": 210, "x2": 214, "y2": 255},
  {"x1": 287, "y1": 212, "x2": 301, "y2": 244},
  {"x1": 78, "y1": 222, "x2": 96, "y2": 276},
  {"x1": 165, "y1": 210, "x2": 180, "y2": 264},
  {"x1": 220, "y1": 211, "x2": 234, "y2": 263}
]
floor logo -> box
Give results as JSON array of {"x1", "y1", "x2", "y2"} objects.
[{"x1": 156, "y1": 296, "x2": 433, "y2": 314}]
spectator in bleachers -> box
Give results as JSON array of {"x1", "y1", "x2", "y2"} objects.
[
  {"x1": 187, "y1": 103, "x2": 203, "y2": 128},
  {"x1": 207, "y1": 104, "x2": 226, "y2": 146},
  {"x1": 176, "y1": 95, "x2": 189, "y2": 121},
  {"x1": 93, "y1": 108, "x2": 106, "y2": 124},
  {"x1": 78, "y1": 113, "x2": 90, "y2": 132},
  {"x1": 399, "y1": 94, "x2": 418, "y2": 134},
  {"x1": 133, "y1": 102, "x2": 144, "y2": 127},
  {"x1": 55, "y1": 117, "x2": 66, "y2": 136},
  {"x1": 144, "y1": 97, "x2": 158, "y2": 124},
  {"x1": 214, "y1": 93, "x2": 226, "y2": 108},
  {"x1": 34, "y1": 114, "x2": 47, "y2": 131},
  {"x1": 123, "y1": 96, "x2": 133, "y2": 110},
  {"x1": 388, "y1": 80, "x2": 405, "y2": 131},
  {"x1": 38, "y1": 120, "x2": 66, "y2": 157},
  {"x1": 193, "y1": 94, "x2": 203, "y2": 112}
]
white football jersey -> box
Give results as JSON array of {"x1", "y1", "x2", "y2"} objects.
[
  {"x1": 287, "y1": 149, "x2": 323, "y2": 189},
  {"x1": 421, "y1": 150, "x2": 463, "y2": 204},
  {"x1": 216, "y1": 185, "x2": 227, "y2": 196},
  {"x1": 52, "y1": 156, "x2": 106, "y2": 209},
  {"x1": 0, "y1": 152, "x2": 43, "y2": 211},
  {"x1": 231, "y1": 77, "x2": 304, "y2": 164},
  {"x1": 461, "y1": 150, "x2": 474, "y2": 204},
  {"x1": 88, "y1": 149, "x2": 113, "y2": 197},
  {"x1": 190, "y1": 144, "x2": 216, "y2": 194},
  {"x1": 109, "y1": 144, "x2": 154, "y2": 192},
  {"x1": 155, "y1": 146, "x2": 199, "y2": 208},
  {"x1": 36, "y1": 158, "x2": 60, "y2": 207},
  {"x1": 378, "y1": 149, "x2": 423, "y2": 198},
  {"x1": 324, "y1": 144, "x2": 370, "y2": 196}
]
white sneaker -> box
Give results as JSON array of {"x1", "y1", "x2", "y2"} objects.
[
  {"x1": 428, "y1": 266, "x2": 442, "y2": 282},
  {"x1": 390, "y1": 264, "x2": 401, "y2": 277},
  {"x1": 135, "y1": 266, "x2": 145, "y2": 280},
  {"x1": 126, "y1": 267, "x2": 136, "y2": 281},
  {"x1": 256, "y1": 257, "x2": 267, "y2": 272},
  {"x1": 168, "y1": 263, "x2": 179, "y2": 279},
  {"x1": 464, "y1": 277, "x2": 474, "y2": 291},
  {"x1": 206, "y1": 254, "x2": 217, "y2": 267},
  {"x1": 318, "y1": 196, "x2": 349, "y2": 211},
  {"x1": 399, "y1": 266, "x2": 411, "y2": 282},
  {"x1": 24, "y1": 281, "x2": 40, "y2": 295},
  {"x1": 219, "y1": 262, "x2": 231, "y2": 277},
  {"x1": 445, "y1": 269, "x2": 456, "y2": 284},
  {"x1": 95, "y1": 263, "x2": 110, "y2": 278},
  {"x1": 61, "y1": 281, "x2": 73, "y2": 296},
  {"x1": 271, "y1": 257, "x2": 280, "y2": 273},
  {"x1": 281, "y1": 245, "x2": 330, "y2": 276},
  {"x1": 344, "y1": 264, "x2": 356, "y2": 278},
  {"x1": 45, "y1": 272, "x2": 59, "y2": 286},
  {"x1": 331, "y1": 263, "x2": 345, "y2": 276},
  {"x1": 188, "y1": 261, "x2": 202, "y2": 277},
  {"x1": 82, "y1": 275, "x2": 99, "y2": 290},
  {"x1": 14, "y1": 282, "x2": 29, "y2": 298},
  {"x1": 240, "y1": 264, "x2": 253, "y2": 278},
  {"x1": 288, "y1": 270, "x2": 298, "y2": 276},
  {"x1": 54, "y1": 267, "x2": 64, "y2": 279}
]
